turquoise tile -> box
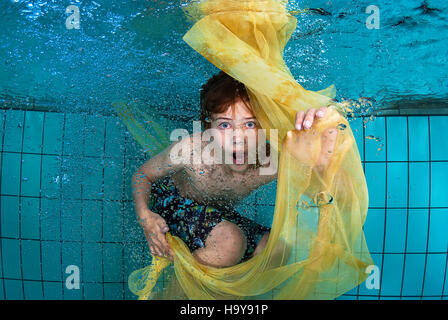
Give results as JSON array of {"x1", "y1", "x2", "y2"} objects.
[
  {"x1": 380, "y1": 296, "x2": 399, "y2": 300},
  {"x1": 20, "y1": 153, "x2": 41, "y2": 197},
  {"x1": 23, "y1": 111, "x2": 44, "y2": 154},
  {"x1": 428, "y1": 209, "x2": 448, "y2": 253},
  {"x1": 385, "y1": 209, "x2": 407, "y2": 253},
  {"x1": 61, "y1": 156, "x2": 82, "y2": 199},
  {"x1": 364, "y1": 209, "x2": 385, "y2": 253},
  {"x1": 365, "y1": 162, "x2": 386, "y2": 208},
  {"x1": 336, "y1": 295, "x2": 357, "y2": 300},
  {"x1": 409, "y1": 162, "x2": 430, "y2": 208},
  {"x1": 84, "y1": 115, "x2": 105, "y2": 157},
  {"x1": 423, "y1": 254, "x2": 446, "y2": 296},
  {"x1": 42, "y1": 112, "x2": 64, "y2": 155},
  {"x1": 445, "y1": 260, "x2": 448, "y2": 296},
  {"x1": 62, "y1": 242, "x2": 82, "y2": 299},
  {"x1": 83, "y1": 242, "x2": 103, "y2": 282},
  {"x1": 0, "y1": 279, "x2": 3, "y2": 300},
  {"x1": 63, "y1": 113, "x2": 85, "y2": 156},
  {"x1": 105, "y1": 116, "x2": 125, "y2": 159},
  {"x1": 82, "y1": 200, "x2": 102, "y2": 242},
  {"x1": 103, "y1": 201, "x2": 123, "y2": 242},
  {"x1": 255, "y1": 204, "x2": 274, "y2": 228},
  {"x1": 23, "y1": 281, "x2": 43, "y2": 300},
  {"x1": 0, "y1": 109, "x2": 5, "y2": 151},
  {"x1": 82, "y1": 157, "x2": 103, "y2": 200},
  {"x1": 256, "y1": 180, "x2": 277, "y2": 206},
  {"x1": 103, "y1": 157, "x2": 123, "y2": 201},
  {"x1": 104, "y1": 283, "x2": 124, "y2": 300},
  {"x1": 3, "y1": 110, "x2": 24, "y2": 153},
  {"x1": 123, "y1": 202, "x2": 144, "y2": 243},
  {"x1": 4, "y1": 279, "x2": 23, "y2": 300},
  {"x1": 123, "y1": 238, "x2": 147, "y2": 277},
  {"x1": 84, "y1": 282, "x2": 103, "y2": 300},
  {"x1": 1, "y1": 195, "x2": 19, "y2": 238},
  {"x1": 61, "y1": 199, "x2": 82, "y2": 241},
  {"x1": 348, "y1": 117, "x2": 364, "y2": 162},
  {"x1": 364, "y1": 117, "x2": 386, "y2": 162},
  {"x1": 40, "y1": 198, "x2": 60, "y2": 241},
  {"x1": 406, "y1": 209, "x2": 429, "y2": 253},
  {"x1": 2, "y1": 239, "x2": 21, "y2": 279},
  {"x1": 21, "y1": 240, "x2": 41, "y2": 280},
  {"x1": 1, "y1": 152, "x2": 21, "y2": 195},
  {"x1": 408, "y1": 116, "x2": 429, "y2": 161},
  {"x1": 124, "y1": 158, "x2": 140, "y2": 201},
  {"x1": 41, "y1": 154, "x2": 62, "y2": 198},
  {"x1": 20, "y1": 198, "x2": 40, "y2": 239},
  {"x1": 431, "y1": 162, "x2": 448, "y2": 207},
  {"x1": 41, "y1": 241, "x2": 62, "y2": 282},
  {"x1": 358, "y1": 253, "x2": 382, "y2": 296},
  {"x1": 358, "y1": 295, "x2": 379, "y2": 300},
  {"x1": 125, "y1": 131, "x2": 145, "y2": 158},
  {"x1": 43, "y1": 282, "x2": 62, "y2": 300},
  {"x1": 429, "y1": 116, "x2": 448, "y2": 161},
  {"x1": 103, "y1": 243, "x2": 123, "y2": 282},
  {"x1": 386, "y1": 117, "x2": 408, "y2": 161},
  {"x1": 386, "y1": 162, "x2": 408, "y2": 208},
  {"x1": 343, "y1": 284, "x2": 359, "y2": 296},
  {"x1": 402, "y1": 253, "x2": 425, "y2": 296},
  {"x1": 237, "y1": 203, "x2": 256, "y2": 221},
  {"x1": 63, "y1": 286, "x2": 83, "y2": 300},
  {"x1": 380, "y1": 254, "x2": 405, "y2": 296}
]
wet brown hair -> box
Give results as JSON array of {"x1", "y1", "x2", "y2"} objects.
[
  {"x1": 199, "y1": 71, "x2": 270, "y2": 164},
  {"x1": 199, "y1": 70, "x2": 251, "y2": 129}
]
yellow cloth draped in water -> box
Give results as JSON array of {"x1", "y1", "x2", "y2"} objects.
[{"x1": 124, "y1": 0, "x2": 373, "y2": 300}]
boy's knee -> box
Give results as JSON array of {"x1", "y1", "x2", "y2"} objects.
[{"x1": 204, "y1": 220, "x2": 247, "y2": 266}]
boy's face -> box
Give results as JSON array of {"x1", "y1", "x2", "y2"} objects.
[{"x1": 209, "y1": 98, "x2": 260, "y2": 173}]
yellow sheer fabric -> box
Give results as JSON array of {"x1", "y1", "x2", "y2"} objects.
[{"x1": 124, "y1": 0, "x2": 373, "y2": 300}]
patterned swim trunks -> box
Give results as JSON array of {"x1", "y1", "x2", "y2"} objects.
[{"x1": 148, "y1": 176, "x2": 271, "y2": 262}]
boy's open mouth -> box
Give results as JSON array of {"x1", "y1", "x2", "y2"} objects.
[{"x1": 232, "y1": 151, "x2": 246, "y2": 165}]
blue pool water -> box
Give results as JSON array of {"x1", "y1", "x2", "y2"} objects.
[{"x1": 0, "y1": 0, "x2": 447, "y2": 299}]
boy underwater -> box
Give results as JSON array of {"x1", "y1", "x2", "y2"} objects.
[{"x1": 132, "y1": 70, "x2": 337, "y2": 268}]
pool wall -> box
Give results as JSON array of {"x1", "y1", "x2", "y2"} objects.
[{"x1": 0, "y1": 108, "x2": 447, "y2": 299}]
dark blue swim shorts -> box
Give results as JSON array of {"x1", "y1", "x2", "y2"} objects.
[{"x1": 148, "y1": 176, "x2": 271, "y2": 262}]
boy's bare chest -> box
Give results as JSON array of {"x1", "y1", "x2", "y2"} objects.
[{"x1": 172, "y1": 164, "x2": 262, "y2": 207}]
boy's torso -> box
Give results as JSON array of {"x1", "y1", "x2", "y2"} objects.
[{"x1": 171, "y1": 160, "x2": 275, "y2": 210}]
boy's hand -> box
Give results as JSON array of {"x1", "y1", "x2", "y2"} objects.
[
  {"x1": 290, "y1": 106, "x2": 338, "y2": 172},
  {"x1": 138, "y1": 209, "x2": 174, "y2": 262},
  {"x1": 294, "y1": 106, "x2": 327, "y2": 131}
]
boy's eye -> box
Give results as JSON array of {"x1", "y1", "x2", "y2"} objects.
[
  {"x1": 218, "y1": 122, "x2": 231, "y2": 129},
  {"x1": 246, "y1": 121, "x2": 257, "y2": 129}
]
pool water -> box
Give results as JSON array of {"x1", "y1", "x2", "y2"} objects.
[{"x1": 0, "y1": 0, "x2": 447, "y2": 300}]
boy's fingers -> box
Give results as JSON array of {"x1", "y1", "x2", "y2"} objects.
[
  {"x1": 157, "y1": 233, "x2": 173, "y2": 258},
  {"x1": 295, "y1": 111, "x2": 305, "y2": 130},
  {"x1": 151, "y1": 237, "x2": 164, "y2": 254},
  {"x1": 157, "y1": 219, "x2": 169, "y2": 233},
  {"x1": 316, "y1": 107, "x2": 327, "y2": 118},
  {"x1": 303, "y1": 108, "x2": 316, "y2": 129}
]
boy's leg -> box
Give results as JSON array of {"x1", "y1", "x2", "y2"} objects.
[
  {"x1": 192, "y1": 220, "x2": 247, "y2": 268},
  {"x1": 251, "y1": 232, "x2": 292, "y2": 268},
  {"x1": 251, "y1": 232, "x2": 270, "y2": 256}
]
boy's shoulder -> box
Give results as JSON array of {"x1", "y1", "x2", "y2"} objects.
[{"x1": 167, "y1": 132, "x2": 210, "y2": 167}]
